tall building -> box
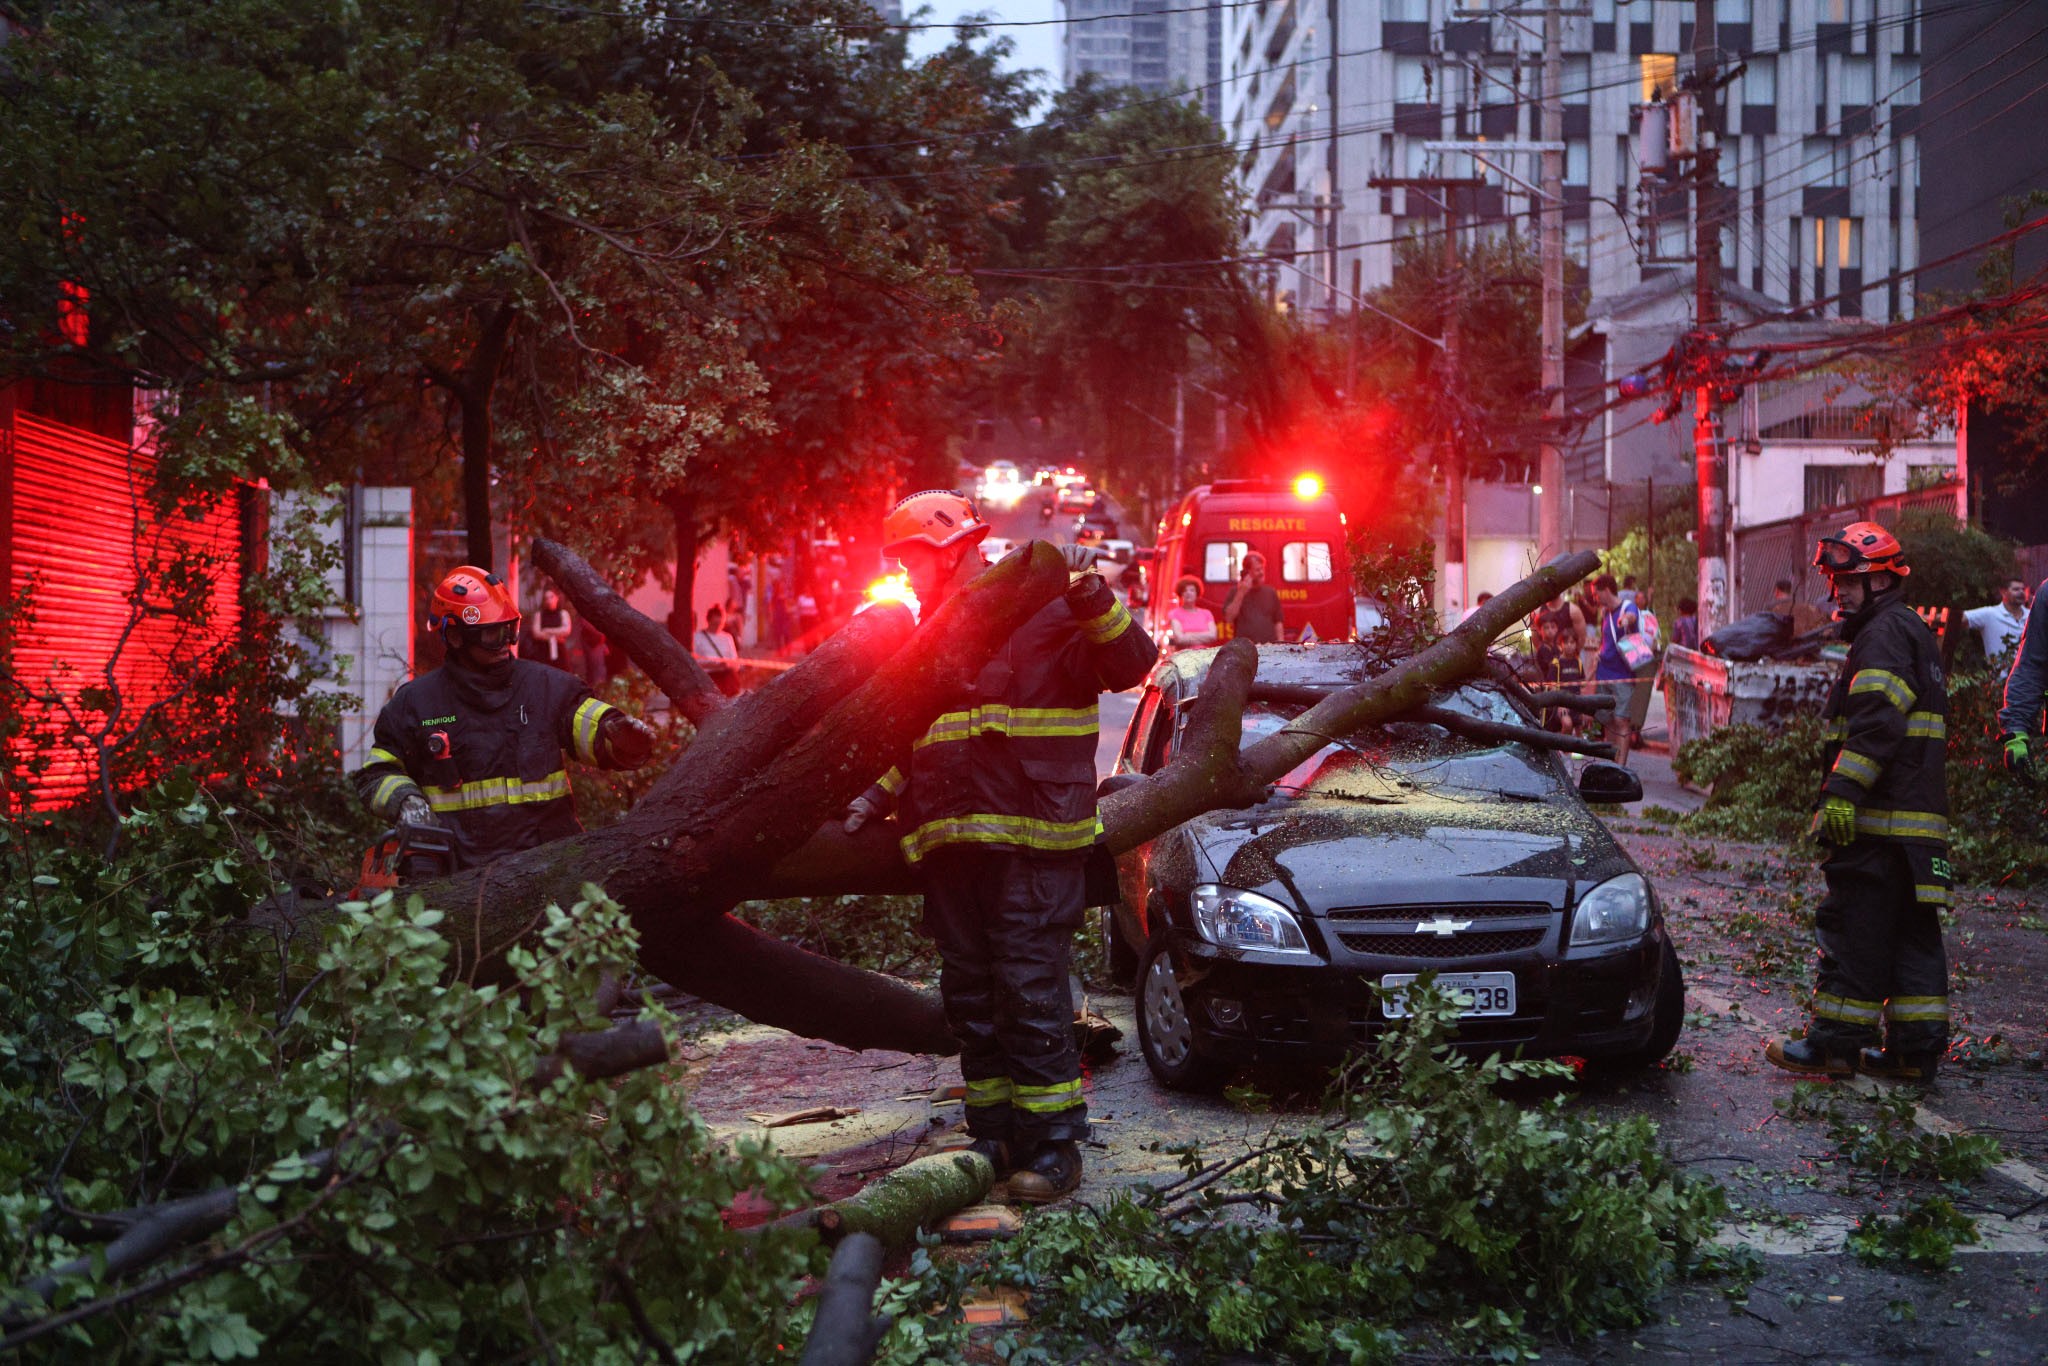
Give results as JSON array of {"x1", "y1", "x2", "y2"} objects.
[
  {"x1": 1063, "y1": 0, "x2": 1220, "y2": 114},
  {"x1": 1224, "y1": 0, "x2": 1928, "y2": 325}
]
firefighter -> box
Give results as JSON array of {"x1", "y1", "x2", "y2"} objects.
[
  {"x1": 1998, "y1": 575, "x2": 2047, "y2": 786},
  {"x1": 843, "y1": 491, "x2": 1156, "y2": 1203},
  {"x1": 354, "y1": 566, "x2": 656, "y2": 872},
  {"x1": 1765, "y1": 523, "x2": 1952, "y2": 1083}
]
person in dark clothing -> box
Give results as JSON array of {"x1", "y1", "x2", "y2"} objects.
[
  {"x1": 1672, "y1": 596, "x2": 1701, "y2": 651},
  {"x1": 1765, "y1": 523, "x2": 1951, "y2": 1083},
  {"x1": 524, "y1": 589, "x2": 575, "y2": 668},
  {"x1": 354, "y1": 566, "x2": 655, "y2": 872},
  {"x1": 1998, "y1": 576, "x2": 2047, "y2": 785},
  {"x1": 842, "y1": 493, "x2": 1157, "y2": 1204},
  {"x1": 1223, "y1": 549, "x2": 1285, "y2": 643}
]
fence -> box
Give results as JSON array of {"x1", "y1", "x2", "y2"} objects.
[{"x1": 1731, "y1": 482, "x2": 1964, "y2": 616}]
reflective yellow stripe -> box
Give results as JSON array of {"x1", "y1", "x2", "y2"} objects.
[
  {"x1": 369, "y1": 774, "x2": 415, "y2": 812},
  {"x1": 1849, "y1": 668, "x2": 1916, "y2": 713},
  {"x1": 964, "y1": 1077, "x2": 1013, "y2": 1108},
  {"x1": 1888, "y1": 995, "x2": 1947, "y2": 1021},
  {"x1": 1812, "y1": 992, "x2": 1883, "y2": 1025},
  {"x1": 1825, "y1": 719, "x2": 1849, "y2": 741},
  {"x1": 368, "y1": 747, "x2": 405, "y2": 768},
  {"x1": 1077, "y1": 599, "x2": 1135, "y2": 645},
  {"x1": 571, "y1": 698, "x2": 611, "y2": 764},
  {"x1": 424, "y1": 770, "x2": 571, "y2": 813},
  {"x1": 1905, "y1": 711, "x2": 1945, "y2": 740},
  {"x1": 1831, "y1": 750, "x2": 1881, "y2": 788},
  {"x1": 1913, "y1": 884, "x2": 1952, "y2": 907},
  {"x1": 912, "y1": 705, "x2": 1098, "y2": 751},
  {"x1": 1013, "y1": 1079, "x2": 1084, "y2": 1113},
  {"x1": 1854, "y1": 808, "x2": 1949, "y2": 841},
  {"x1": 901, "y1": 813, "x2": 1104, "y2": 863},
  {"x1": 877, "y1": 767, "x2": 906, "y2": 797}
]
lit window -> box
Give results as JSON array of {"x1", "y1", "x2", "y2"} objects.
[
  {"x1": 1281, "y1": 543, "x2": 1334, "y2": 582},
  {"x1": 1640, "y1": 54, "x2": 1677, "y2": 103},
  {"x1": 1203, "y1": 542, "x2": 1251, "y2": 581},
  {"x1": 1837, "y1": 217, "x2": 1863, "y2": 269}
]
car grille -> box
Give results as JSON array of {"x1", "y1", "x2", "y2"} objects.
[
  {"x1": 1335, "y1": 928, "x2": 1546, "y2": 958},
  {"x1": 1326, "y1": 902, "x2": 1550, "y2": 921}
]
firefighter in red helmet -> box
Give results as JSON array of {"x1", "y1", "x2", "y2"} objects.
[
  {"x1": 353, "y1": 567, "x2": 656, "y2": 872},
  {"x1": 1765, "y1": 523, "x2": 1952, "y2": 1083},
  {"x1": 843, "y1": 492, "x2": 1157, "y2": 1202}
]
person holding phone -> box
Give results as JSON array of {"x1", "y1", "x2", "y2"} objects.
[{"x1": 1223, "y1": 550, "x2": 1285, "y2": 644}]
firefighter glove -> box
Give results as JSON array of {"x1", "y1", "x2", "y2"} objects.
[
  {"x1": 602, "y1": 712, "x2": 658, "y2": 769},
  {"x1": 842, "y1": 793, "x2": 882, "y2": 835},
  {"x1": 1056, "y1": 542, "x2": 1098, "y2": 574},
  {"x1": 2006, "y1": 734, "x2": 2044, "y2": 785},
  {"x1": 398, "y1": 794, "x2": 436, "y2": 828},
  {"x1": 1820, "y1": 794, "x2": 1858, "y2": 846}
]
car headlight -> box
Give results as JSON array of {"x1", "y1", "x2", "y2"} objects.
[
  {"x1": 1191, "y1": 884, "x2": 1316, "y2": 957},
  {"x1": 1570, "y1": 873, "x2": 1652, "y2": 947}
]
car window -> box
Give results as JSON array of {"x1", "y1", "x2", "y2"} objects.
[
  {"x1": 1236, "y1": 686, "x2": 1561, "y2": 800},
  {"x1": 1281, "y1": 541, "x2": 1333, "y2": 582},
  {"x1": 1120, "y1": 688, "x2": 1158, "y2": 772},
  {"x1": 1202, "y1": 541, "x2": 1250, "y2": 581},
  {"x1": 1141, "y1": 698, "x2": 1177, "y2": 774}
]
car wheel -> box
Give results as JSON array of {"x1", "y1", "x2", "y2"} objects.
[
  {"x1": 1136, "y1": 933, "x2": 1226, "y2": 1092},
  {"x1": 1593, "y1": 939, "x2": 1686, "y2": 1072},
  {"x1": 1100, "y1": 905, "x2": 1139, "y2": 987}
]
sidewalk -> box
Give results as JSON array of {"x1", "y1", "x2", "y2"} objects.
[{"x1": 1620, "y1": 685, "x2": 1705, "y2": 813}]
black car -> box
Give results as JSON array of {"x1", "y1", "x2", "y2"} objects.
[{"x1": 1105, "y1": 644, "x2": 1684, "y2": 1090}]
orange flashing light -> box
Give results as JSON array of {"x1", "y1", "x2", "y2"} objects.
[
  {"x1": 1293, "y1": 473, "x2": 1324, "y2": 501},
  {"x1": 860, "y1": 572, "x2": 919, "y2": 615},
  {"x1": 1180, "y1": 510, "x2": 1192, "y2": 527}
]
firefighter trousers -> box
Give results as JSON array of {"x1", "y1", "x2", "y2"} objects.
[
  {"x1": 1807, "y1": 839, "x2": 1949, "y2": 1057},
  {"x1": 920, "y1": 848, "x2": 1088, "y2": 1146}
]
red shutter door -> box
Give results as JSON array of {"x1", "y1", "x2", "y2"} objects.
[{"x1": 5, "y1": 412, "x2": 243, "y2": 811}]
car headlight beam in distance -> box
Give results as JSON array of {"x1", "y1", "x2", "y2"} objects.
[
  {"x1": 1569, "y1": 872, "x2": 1652, "y2": 947},
  {"x1": 1191, "y1": 884, "x2": 1317, "y2": 958}
]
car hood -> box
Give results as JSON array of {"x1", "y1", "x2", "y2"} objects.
[{"x1": 1180, "y1": 790, "x2": 1629, "y2": 915}]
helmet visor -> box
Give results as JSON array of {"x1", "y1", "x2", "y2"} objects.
[
  {"x1": 1813, "y1": 537, "x2": 1863, "y2": 574},
  {"x1": 452, "y1": 619, "x2": 519, "y2": 650}
]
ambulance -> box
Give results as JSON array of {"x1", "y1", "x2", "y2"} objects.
[{"x1": 1147, "y1": 475, "x2": 1351, "y2": 646}]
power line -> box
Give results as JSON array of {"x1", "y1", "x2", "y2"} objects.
[{"x1": 531, "y1": 0, "x2": 1270, "y2": 34}]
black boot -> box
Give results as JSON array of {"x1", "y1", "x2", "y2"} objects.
[
  {"x1": 966, "y1": 1136, "x2": 1013, "y2": 1176},
  {"x1": 1764, "y1": 1036, "x2": 1859, "y2": 1078},
  {"x1": 1006, "y1": 1141, "x2": 1082, "y2": 1205},
  {"x1": 1858, "y1": 1046, "x2": 1939, "y2": 1083}
]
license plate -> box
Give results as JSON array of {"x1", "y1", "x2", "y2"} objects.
[{"x1": 1379, "y1": 972, "x2": 1517, "y2": 1019}]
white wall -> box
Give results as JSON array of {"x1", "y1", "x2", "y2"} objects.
[
  {"x1": 1732, "y1": 437, "x2": 1955, "y2": 529},
  {"x1": 279, "y1": 486, "x2": 415, "y2": 769}
]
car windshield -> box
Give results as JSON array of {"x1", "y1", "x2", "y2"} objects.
[{"x1": 1230, "y1": 685, "x2": 1562, "y2": 803}]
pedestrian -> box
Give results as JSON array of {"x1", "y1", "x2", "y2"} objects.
[
  {"x1": 525, "y1": 588, "x2": 575, "y2": 668},
  {"x1": 842, "y1": 491, "x2": 1157, "y2": 1204},
  {"x1": 354, "y1": 567, "x2": 655, "y2": 872},
  {"x1": 576, "y1": 613, "x2": 611, "y2": 691},
  {"x1": 1530, "y1": 615, "x2": 1571, "y2": 732},
  {"x1": 693, "y1": 604, "x2": 742, "y2": 697},
  {"x1": 1997, "y1": 573, "x2": 2048, "y2": 785},
  {"x1": 1673, "y1": 596, "x2": 1701, "y2": 651},
  {"x1": 1223, "y1": 549, "x2": 1285, "y2": 644},
  {"x1": 1166, "y1": 576, "x2": 1218, "y2": 650},
  {"x1": 1592, "y1": 573, "x2": 1647, "y2": 763},
  {"x1": 1461, "y1": 591, "x2": 1495, "y2": 626},
  {"x1": 1765, "y1": 523, "x2": 1951, "y2": 1083},
  {"x1": 769, "y1": 584, "x2": 793, "y2": 654},
  {"x1": 1965, "y1": 576, "x2": 2030, "y2": 661}
]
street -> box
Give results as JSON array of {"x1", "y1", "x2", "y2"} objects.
[{"x1": 683, "y1": 696, "x2": 2048, "y2": 1361}]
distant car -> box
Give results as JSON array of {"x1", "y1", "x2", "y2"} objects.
[
  {"x1": 1051, "y1": 466, "x2": 1088, "y2": 490},
  {"x1": 1055, "y1": 484, "x2": 1097, "y2": 513},
  {"x1": 979, "y1": 461, "x2": 1025, "y2": 508},
  {"x1": 1074, "y1": 512, "x2": 1118, "y2": 540},
  {"x1": 1104, "y1": 645, "x2": 1683, "y2": 1091}
]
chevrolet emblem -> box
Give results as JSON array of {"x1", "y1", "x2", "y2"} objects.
[{"x1": 1414, "y1": 917, "x2": 1473, "y2": 937}]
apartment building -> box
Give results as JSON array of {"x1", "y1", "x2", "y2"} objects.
[
  {"x1": 1063, "y1": 0, "x2": 1223, "y2": 117},
  {"x1": 1224, "y1": 0, "x2": 1929, "y2": 324}
]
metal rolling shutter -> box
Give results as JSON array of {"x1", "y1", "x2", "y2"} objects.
[{"x1": 5, "y1": 412, "x2": 243, "y2": 810}]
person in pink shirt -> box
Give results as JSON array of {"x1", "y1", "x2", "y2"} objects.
[{"x1": 1166, "y1": 577, "x2": 1218, "y2": 650}]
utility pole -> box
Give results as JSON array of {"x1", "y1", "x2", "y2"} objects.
[
  {"x1": 1172, "y1": 372, "x2": 1186, "y2": 493},
  {"x1": 1443, "y1": 192, "x2": 1467, "y2": 624},
  {"x1": 1537, "y1": 0, "x2": 1566, "y2": 561},
  {"x1": 1691, "y1": 0, "x2": 1730, "y2": 635}
]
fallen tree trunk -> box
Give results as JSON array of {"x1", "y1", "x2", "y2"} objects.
[
  {"x1": 763, "y1": 1150, "x2": 995, "y2": 1250},
  {"x1": 798, "y1": 1233, "x2": 890, "y2": 1366},
  {"x1": 530, "y1": 539, "x2": 724, "y2": 727},
  {"x1": 1242, "y1": 682, "x2": 1617, "y2": 760}
]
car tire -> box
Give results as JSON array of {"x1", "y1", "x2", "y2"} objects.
[
  {"x1": 1593, "y1": 939, "x2": 1686, "y2": 1072},
  {"x1": 1136, "y1": 932, "x2": 1227, "y2": 1092},
  {"x1": 1100, "y1": 905, "x2": 1139, "y2": 988}
]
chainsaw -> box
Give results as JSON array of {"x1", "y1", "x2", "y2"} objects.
[{"x1": 351, "y1": 817, "x2": 455, "y2": 899}]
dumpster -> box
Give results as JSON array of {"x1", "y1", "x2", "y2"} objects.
[{"x1": 1659, "y1": 644, "x2": 1840, "y2": 753}]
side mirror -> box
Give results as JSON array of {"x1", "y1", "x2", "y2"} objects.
[
  {"x1": 1097, "y1": 773, "x2": 1146, "y2": 800},
  {"x1": 1577, "y1": 761, "x2": 1643, "y2": 805}
]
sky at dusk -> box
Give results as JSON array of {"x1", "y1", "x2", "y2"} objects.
[{"x1": 903, "y1": 1, "x2": 1066, "y2": 102}]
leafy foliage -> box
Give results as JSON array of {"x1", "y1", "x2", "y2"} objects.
[
  {"x1": 1846, "y1": 1196, "x2": 1981, "y2": 1271},
  {"x1": 1, "y1": 788, "x2": 819, "y2": 1360},
  {"x1": 1894, "y1": 514, "x2": 2019, "y2": 618},
  {"x1": 903, "y1": 985, "x2": 1728, "y2": 1363},
  {"x1": 1672, "y1": 716, "x2": 1829, "y2": 843},
  {"x1": 1775, "y1": 1083, "x2": 2004, "y2": 1185}
]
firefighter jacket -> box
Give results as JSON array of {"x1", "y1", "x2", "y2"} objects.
[
  {"x1": 353, "y1": 656, "x2": 636, "y2": 871},
  {"x1": 1817, "y1": 589, "x2": 1951, "y2": 905},
  {"x1": 882, "y1": 571, "x2": 1158, "y2": 866},
  {"x1": 1997, "y1": 574, "x2": 2048, "y2": 738}
]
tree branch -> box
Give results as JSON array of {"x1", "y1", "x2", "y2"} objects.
[{"x1": 529, "y1": 538, "x2": 721, "y2": 723}]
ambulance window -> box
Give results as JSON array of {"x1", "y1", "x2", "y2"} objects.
[
  {"x1": 1282, "y1": 542, "x2": 1333, "y2": 582},
  {"x1": 1203, "y1": 541, "x2": 1250, "y2": 580}
]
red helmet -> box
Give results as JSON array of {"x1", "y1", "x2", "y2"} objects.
[
  {"x1": 430, "y1": 565, "x2": 521, "y2": 631},
  {"x1": 1813, "y1": 521, "x2": 1910, "y2": 578},
  {"x1": 882, "y1": 490, "x2": 990, "y2": 557}
]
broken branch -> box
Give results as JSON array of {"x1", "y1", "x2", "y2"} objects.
[{"x1": 530, "y1": 538, "x2": 723, "y2": 725}]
